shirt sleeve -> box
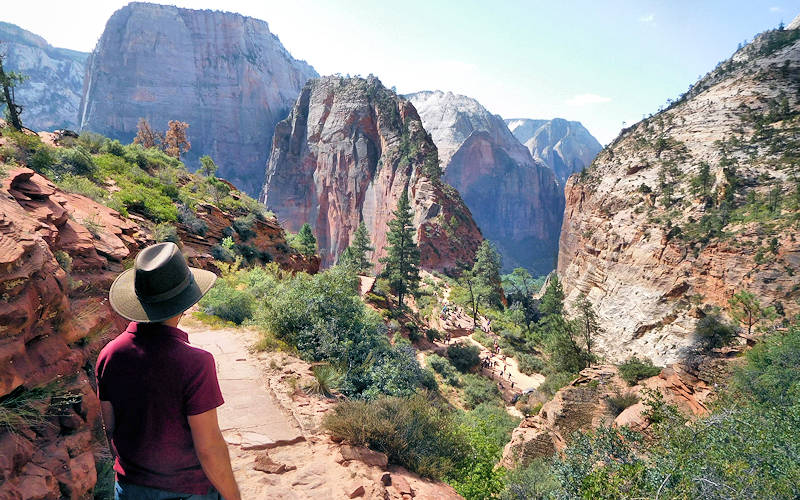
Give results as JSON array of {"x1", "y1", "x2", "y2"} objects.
[{"x1": 184, "y1": 350, "x2": 224, "y2": 416}]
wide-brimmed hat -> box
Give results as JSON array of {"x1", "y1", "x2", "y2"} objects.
[{"x1": 109, "y1": 242, "x2": 217, "y2": 323}]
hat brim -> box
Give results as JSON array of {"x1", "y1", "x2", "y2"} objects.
[{"x1": 108, "y1": 267, "x2": 217, "y2": 323}]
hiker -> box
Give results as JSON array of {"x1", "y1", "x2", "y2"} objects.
[{"x1": 96, "y1": 242, "x2": 240, "y2": 500}]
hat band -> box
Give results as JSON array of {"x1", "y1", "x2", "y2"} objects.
[{"x1": 137, "y1": 273, "x2": 193, "y2": 304}]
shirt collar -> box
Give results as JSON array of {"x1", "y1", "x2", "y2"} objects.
[{"x1": 126, "y1": 321, "x2": 190, "y2": 343}]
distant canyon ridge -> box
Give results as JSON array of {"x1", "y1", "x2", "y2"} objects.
[{"x1": 1, "y1": 2, "x2": 602, "y2": 275}]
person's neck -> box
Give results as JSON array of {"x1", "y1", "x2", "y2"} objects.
[{"x1": 160, "y1": 313, "x2": 183, "y2": 328}]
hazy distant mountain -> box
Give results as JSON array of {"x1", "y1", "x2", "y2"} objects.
[
  {"x1": 506, "y1": 118, "x2": 602, "y2": 186},
  {"x1": 407, "y1": 90, "x2": 563, "y2": 274},
  {"x1": 0, "y1": 22, "x2": 88, "y2": 131}
]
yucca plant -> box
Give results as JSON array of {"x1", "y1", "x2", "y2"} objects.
[{"x1": 305, "y1": 364, "x2": 343, "y2": 397}]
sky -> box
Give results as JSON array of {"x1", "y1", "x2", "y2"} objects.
[{"x1": 3, "y1": 1, "x2": 799, "y2": 144}]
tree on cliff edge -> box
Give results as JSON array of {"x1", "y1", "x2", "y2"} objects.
[
  {"x1": 134, "y1": 118, "x2": 163, "y2": 149},
  {"x1": 164, "y1": 120, "x2": 191, "y2": 160},
  {"x1": 296, "y1": 223, "x2": 317, "y2": 257},
  {"x1": 340, "y1": 222, "x2": 375, "y2": 274},
  {"x1": 380, "y1": 191, "x2": 420, "y2": 309},
  {"x1": 0, "y1": 52, "x2": 27, "y2": 131}
]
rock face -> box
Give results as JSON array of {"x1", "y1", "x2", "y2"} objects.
[
  {"x1": 501, "y1": 362, "x2": 715, "y2": 468},
  {"x1": 558, "y1": 25, "x2": 800, "y2": 364},
  {"x1": 0, "y1": 22, "x2": 88, "y2": 131},
  {"x1": 261, "y1": 77, "x2": 483, "y2": 271},
  {"x1": 407, "y1": 91, "x2": 563, "y2": 274},
  {"x1": 506, "y1": 117, "x2": 602, "y2": 186},
  {"x1": 78, "y1": 2, "x2": 317, "y2": 195}
]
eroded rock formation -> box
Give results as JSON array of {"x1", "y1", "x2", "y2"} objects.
[
  {"x1": 407, "y1": 91, "x2": 563, "y2": 273},
  {"x1": 0, "y1": 22, "x2": 87, "y2": 131},
  {"x1": 506, "y1": 117, "x2": 602, "y2": 186},
  {"x1": 78, "y1": 2, "x2": 317, "y2": 195},
  {"x1": 558, "y1": 25, "x2": 800, "y2": 364},
  {"x1": 261, "y1": 77, "x2": 483, "y2": 272}
]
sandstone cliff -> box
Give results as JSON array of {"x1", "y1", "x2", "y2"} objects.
[
  {"x1": 261, "y1": 77, "x2": 483, "y2": 271},
  {"x1": 506, "y1": 117, "x2": 602, "y2": 186},
  {"x1": 78, "y1": 2, "x2": 317, "y2": 195},
  {"x1": 0, "y1": 22, "x2": 87, "y2": 131},
  {"x1": 558, "y1": 23, "x2": 800, "y2": 364},
  {"x1": 407, "y1": 91, "x2": 563, "y2": 274}
]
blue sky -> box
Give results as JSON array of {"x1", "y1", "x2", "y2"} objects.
[{"x1": 4, "y1": 1, "x2": 799, "y2": 143}]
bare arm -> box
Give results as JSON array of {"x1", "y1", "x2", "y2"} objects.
[
  {"x1": 99, "y1": 400, "x2": 116, "y2": 459},
  {"x1": 188, "y1": 409, "x2": 241, "y2": 500}
]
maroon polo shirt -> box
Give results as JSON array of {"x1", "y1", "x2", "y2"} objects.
[{"x1": 96, "y1": 322, "x2": 224, "y2": 494}]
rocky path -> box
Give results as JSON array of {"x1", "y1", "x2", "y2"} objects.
[{"x1": 181, "y1": 317, "x2": 462, "y2": 499}]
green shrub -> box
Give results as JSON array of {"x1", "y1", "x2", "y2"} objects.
[
  {"x1": 177, "y1": 205, "x2": 208, "y2": 236},
  {"x1": 695, "y1": 313, "x2": 737, "y2": 349},
  {"x1": 427, "y1": 354, "x2": 461, "y2": 386},
  {"x1": 517, "y1": 353, "x2": 545, "y2": 375},
  {"x1": 0, "y1": 383, "x2": 81, "y2": 434},
  {"x1": 112, "y1": 182, "x2": 178, "y2": 222},
  {"x1": 605, "y1": 389, "x2": 640, "y2": 416},
  {"x1": 618, "y1": 356, "x2": 661, "y2": 385},
  {"x1": 199, "y1": 280, "x2": 254, "y2": 325},
  {"x1": 54, "y1": 174, "x2": 106, "y2": 202},
  {"x1": 232, "y1": 213, "x2": 257, "y2": 241},
  {"x1": 447, "y1": 342, "x2": 481, "y2": 373},
  {"x1": 53, "y1": 250, "x2": 72, "y2": 273},
  {"x1": 323, "y1": 393, "x2": 468, "y2": 478},
  {"x1": 537, "y1": 371, "x2": 576, "y2": 397},
  {"x1": 501, "y1": 458, "x2": 559, "y2": 500},
  {"x1": 76, "y1": 131, "x2": 106, "y2": 153},
  {"x1": 28, "y1": 146, "x2": 57, "y2": 174},
  {"x1": 103, "y1": 139, "x2": 126, "y2": 156},
  {"x1": 306, "y1": 364, "x2": 343, "y2": 397},
  {"x1": 462, "y1": 374, "x2": 502, "y2": 409},
  {"x1": 734, "y1": 324, "x2": 800, "y2": 407},
  {"x1": 153, "y1": 223, "x2": 180, "y2": 245},
  {"x1": 425, "y1": 328, "x2": 442, "y2": 342},
  {"x1": 58, "y1": 146, "x2": 97, "y2": 177}
]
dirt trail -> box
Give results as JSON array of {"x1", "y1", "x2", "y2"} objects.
[{"x1": 181, "y1": 317, "x2": 462, "y2": 499}]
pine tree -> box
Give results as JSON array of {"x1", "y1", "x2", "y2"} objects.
[
  {"x1": 380, "y1": 191, "x2": 420, "y2": 309},
  {"x1": 575, "y1": 292, "x2": 602, "y2": 363},
  {"x1": 349, "y1": 222, "x2": 375, "y2": 274},
  {"x1": 199, "y1": 155, "x2": 218, "y2": 177},
  {"x1": 472, "y1": 240, "x2": 503, "y2": 309},
  {"x1": 297, "y1": 223, "x2": 317, "y2": 257},
  {"x1": 539, "y1": 274, "x2": 565, "y2": 317},
  {"x1": 164, "y1": 120, "x2": 191, "y2": 159}
]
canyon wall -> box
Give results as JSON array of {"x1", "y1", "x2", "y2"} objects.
[
  {"x1": 558, "y1": 25, "x2": 800, "y2": 364},
  {"x1": 261, "y1": 77, "x2": 483, "y2": 272},
  {"x1": 506, "y1": 117, "x2": 602, "y2": 186},
  {"x1": 407, "y1": 91, "x2": 563, "y2": 274},
  {"x1": 0, "y1": 22, "x2": 87, "y2": 131},
  {"x1": 78, "y1": 2, "x2": 317, "y2": 195}
]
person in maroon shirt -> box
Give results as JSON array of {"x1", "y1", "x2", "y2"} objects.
[{"x1": 98, "y1": 242, "x2": 241, "y2": 500}]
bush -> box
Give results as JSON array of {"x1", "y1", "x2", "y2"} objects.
[
  {"x1": 426, "y1": 354, "x2": 461, "y2": 386},
  {"x1": 103, "y1": 139, "x2": 126, "y2": 156},
  {"x1": 323, "y1": 393, "x2": 468, "y2": 478},
  {"x1": 211, "y1": 244, "x2": 235, "y2": 262},
  {"x1": 76, "y1": 131, "x2": 106, "y2": 153},
  {"x1": 199, "y1": 280, "x2": 254, "y2": 325},
  {"x1": 54, "y1": 174, "x2": 106, "y2": 202},
  {"x1": 447, "y1": 342, "x2": 481, "y2": 373},
  {"x1": 112, "y1": 182, "x2": 178, "y2": 222},
  {"x1": 695, "y1": 313, "x2": 737, "y2": 349},
  {"x1": 425, "y1": 328, "x2": 442, "y2": 342},
  {"x1": 177, "y1": 205, "x2": 208, "y2": 236},
  {"x1": 462, "y1": 374, "x2": 502, "y2": 409},
  {"x1": 28, "y1": 146, "x2": 57, "y2": 174},
  {"x1": 152, "y1": 223, "x2": 180, "y2": 245},
  {"x1": 618, "y1": 356, "x2": 661, "y2": 385},
  {"x1": 734, "y1": 324, "x2": 800, "y2": 407},
  {"x1": 605, "y1": 389, "x2": 640, "y2": 416},
  {"x1": 305, "y1": 364, "x2": 343, "y2": 397},
  {"x1": 232, "y1": 213, "x2": 257, "y2": 241},
  {"x1": 517, "y1": 353, "x2": 545, "y2": 375},
  {"x1": 501, "y1": 458, "x2": 559, "y2": 500},
  {"x1": 53, "y1": 250, "x2": 72, "y2": 273},
  {"x1": 58, "y1": 146, "x2": 97, "y2": 177}
]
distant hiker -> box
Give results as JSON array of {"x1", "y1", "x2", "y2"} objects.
[{"x1": 97, "y1": 242, "x2": 240, "y2": 500}]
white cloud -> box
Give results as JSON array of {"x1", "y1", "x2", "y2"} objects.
[
  {"x1": 769, "y1": 6, "x2": 781, "y2": 12},
  {"x1": 565, "y1": 94, "x2": 612, "y2": 106},
  {"x1": 639, "y1": 14, "x2": 655, "y2": 23}
]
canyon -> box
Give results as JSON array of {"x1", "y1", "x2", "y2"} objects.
[{"x1": 407, "y1": 91, "x2": 565, "y2": 273}]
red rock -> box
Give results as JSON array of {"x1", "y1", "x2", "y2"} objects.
[
  {"x1": 348, "y1": 485, "x2": 366, "y2": 498},
  {"x1": 391, "y1": 474, "x2": 413, "y2": 496},
  {"x1": 17, "y1": 463, "x2": 60, "y2": 500},
  {"x1": 253, "y1": 452, "x2": 296, "y2": 474},
  {"x1": 0, "y1": 433, "x2": 35, "y2": 481},
  {"x1": 337, "y1": 445, "x2": 389, "y2": 468}
]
